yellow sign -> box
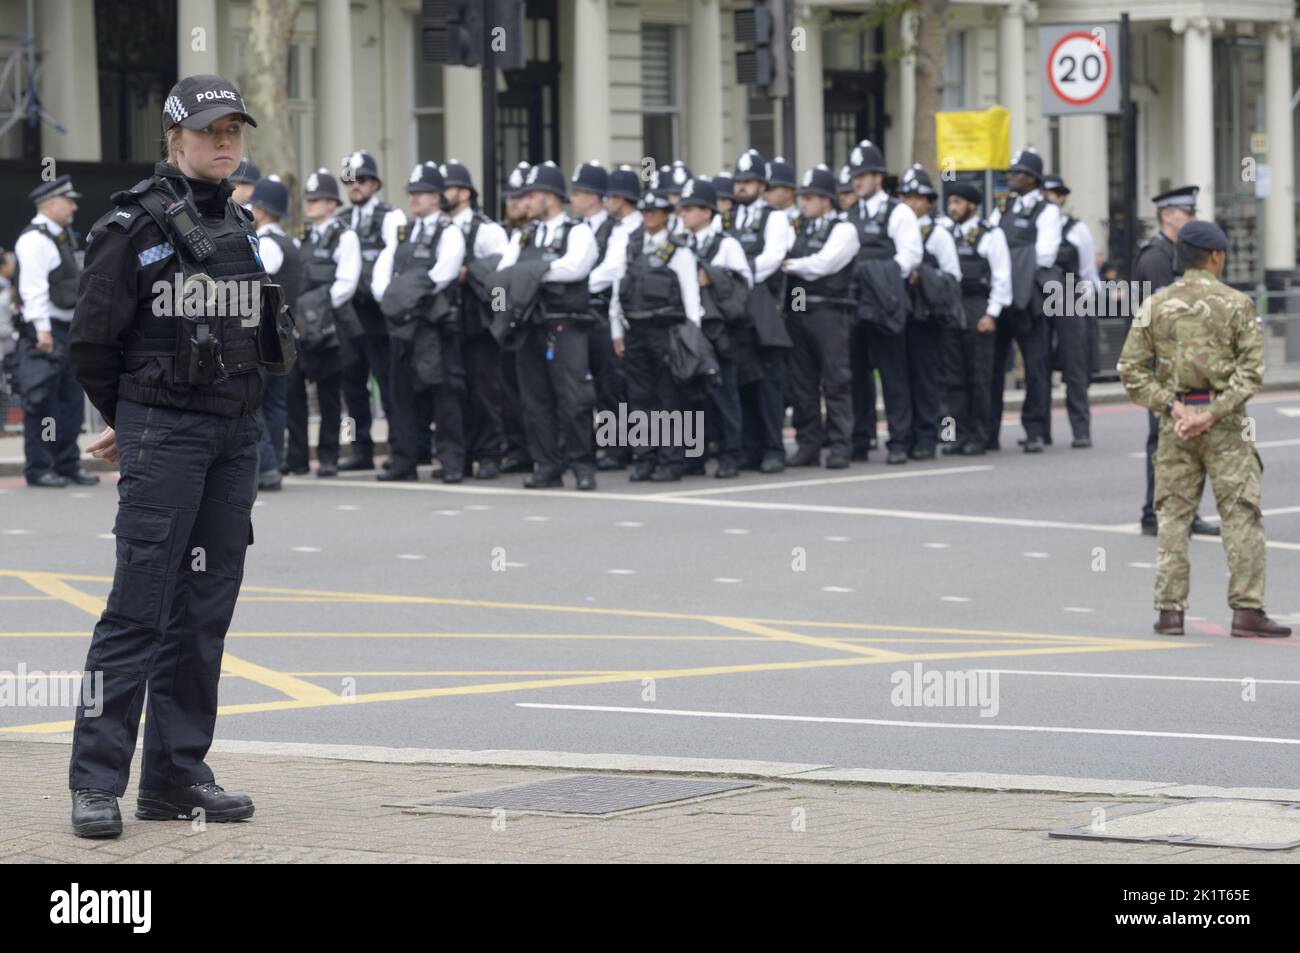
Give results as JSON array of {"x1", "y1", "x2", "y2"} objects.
[{"x1": 934, "y1": 107, "x2": 1012, "y2": 172}]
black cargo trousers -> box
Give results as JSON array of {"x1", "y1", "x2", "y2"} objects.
[{"x1": 69, "y1": 396, "x2": 259, "y2": 796}]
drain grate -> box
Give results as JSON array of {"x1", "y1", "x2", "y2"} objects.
[
  {"x1": 1050, "y1": 799, "x2": 1300, "y2": 850},
  {"x1": 401, "y1": 774, "x2": 756, "y2": 816}
]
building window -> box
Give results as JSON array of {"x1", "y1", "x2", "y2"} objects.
[
  {"x1": 747, "y1": 87, "x2": 776, "y2": 159},
  {"x1": 95, "y1": 0, "x2": 177, "y2": 162},
  {"x1": 412, "y1": 24, "x2": 445, "y2": 162},
  {"x1": 641, "y1": 23, "x2": 681, "y2": 164},
  {"x1": 943, "y1": 30, "x2": 965, "y2": 110}
]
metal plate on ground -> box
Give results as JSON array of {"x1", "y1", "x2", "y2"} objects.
[
  {"x1": 1050, "y1": 799, "x2": 1300, "y2": 850},
  {"x1": 398, "y1": 774, "x2": 756, "y2": 816}
]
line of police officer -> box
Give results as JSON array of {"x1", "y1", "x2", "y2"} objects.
[{"x1": 220, "y1": 139, "x2": 1111, "y2": 493}]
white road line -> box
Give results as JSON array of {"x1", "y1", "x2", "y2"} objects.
[
  {"x1": 616, "y1": 521, "x2": 645, "y2": 527},
  {"x1": 515, "y1": 703, "x2": 1300, "y2": 746},
  {"x1": 608, "y1": 568, "x2": 635, "y2": 575},
  {"x1": 1262, "y1": 505, "x2": 1300, "y2": 517},
  {"x1": 1062, "y1": 607, "x2": 1094, "y2": 613},
  {"x1": 973, "y1": 668, "x2": 1300, "y2": 686},
  {"x1": 1277, "y1": 407, "x2": 1300, "y2": 417},
  {"x1": 821, "y1": 586, "x2": 853, "y2": 593},
  {"x1": 713, "y1": 577, "x2": 741, "y2": 584},
  {"x1": 291, "y1": 546, "x2": 322, "y2": 553},
  {"x1": 396, "y1": 554, "x2": 425, "y2": 560},
  {"x1": 941, "y1": 596, "x2": 971, "y2": 603},
  {"x1": 651, "y1": 464, "x2": 994, "y2": 497},
  {"x1": 1023, "y1": 552, "x2": 1050, "y2": 558},
  {"x1": 924, "y1": 542, "x2": 950, "y2": 549},
  {"x1": 282, "y1": 469, "x2": 1300, "y2": 551}
]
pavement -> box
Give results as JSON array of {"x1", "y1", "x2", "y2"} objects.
[
  {"x1": 3, "y1": 382, "x2": 1300, "y2": 863},
  {"x1": 4, "y1": 735, "x2": 1300, "y2": 863}
]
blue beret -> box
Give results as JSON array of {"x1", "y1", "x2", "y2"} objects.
[{"x1": 1177, "y1": 220, "x2": 1227, "y2": 252}]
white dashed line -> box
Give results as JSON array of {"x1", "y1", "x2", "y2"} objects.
[
  {"x1": 71, "y1": 492, "x2": 91, "y2": 499},
  {"x1": 941, "y1": 596, "x2": 971, "y2": 603},
  {"x1": 396, "y1": 554, "x2": 426, "y2": 560},
  {"x1": 434, "y1": 509, "x2": 459, "y2": 516},
  {"x1": 1023, "y1": 552, "x2": 1050, "y2": 559},
  {"x1": 1127, "y1": 561, "x2": 1156, "y2": 569},
  {"x1": 822, "y1": 586, "x2": 853, "y2": 593},
  {"x1": 713, "y1": 577, "x2": 741, "y2": 584},
  {"x1": 525, "y1": 516, "x2": 550, "y2": 522},
  {"x1": 1063, "y1": 607, "x2": 1094, "y2": 613},
  {"x1": 608, "y1": 568, "x2": 636, "y2": 575},
  {"x1": 96, "y1": 533, "x2": 114, "y2": 540},
  {"x1": 3, "y1": 529, "x2": 30, "y2": 535},
  {"x1": 924, "y1": 542, "x2": 950, "y2": 549},
  {"x1": 824, "y1": 535, "x2": 850, "y2": 542},
  {"x1": 464, "y1": 504, "x2": 493, "y2": 511},
  {"x1": 723, "y1": 528, "x2": 749, "y2": 535},
  {"x1": 616, "y1": 521, "x2": 645, "y2": 528},
  {"x1": 336, "y1": 504, "x2": 360, "y2": 511},
  {"x1": 292, "y1": 546, "x2": 322, "y2": 553}
]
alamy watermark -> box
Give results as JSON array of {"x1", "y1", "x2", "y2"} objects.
[
  {"x1": 595, "y1": 402, "x2": 705, "y2": 458},
  {"x1": 0, "y1": 665, "x2": 103, "y2": 715},
  {"x1": 890, "y1": 663, "x2": 999, "y2": 718}
]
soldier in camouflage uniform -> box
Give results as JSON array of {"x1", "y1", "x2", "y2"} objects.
[{"x1": 1117, "y1": 220, "x2": 1290, "y2": 639}]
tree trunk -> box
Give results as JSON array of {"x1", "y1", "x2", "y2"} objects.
[
  {"x1": 911, "y1": 0, "x2": 949, "y2": 172},
  {"x1": 243, "y1": 0, "x2": 303, "y2": 222}
]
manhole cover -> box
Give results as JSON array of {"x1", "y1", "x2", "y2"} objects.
[
  {"x1": 1051, "y1": 799, "x2": 1300, "y2": 850},
  {"x1": 402, "y1": 774, "x2": 756, "y2": 816}
]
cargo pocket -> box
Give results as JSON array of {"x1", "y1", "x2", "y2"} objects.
[{"x1": 104, "y1": 503, "x2": 175, "y2": 628}]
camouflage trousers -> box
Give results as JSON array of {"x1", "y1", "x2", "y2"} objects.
[{"x1": 1154, "y1": 410, "x2": 1266, "y2": 610}]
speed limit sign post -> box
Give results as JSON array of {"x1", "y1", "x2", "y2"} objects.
[{"x1": 1040, "y1": 22, "x2": 1121, "y2": 115}]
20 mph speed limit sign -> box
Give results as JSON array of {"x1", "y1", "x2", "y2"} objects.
[{"x1": 1039, "y1": 22, "x2": 1121, "y2": 116}]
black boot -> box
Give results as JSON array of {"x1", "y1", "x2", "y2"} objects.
[
  {"x1": 71, "y1": 788, "x2": 122, "y2": 838},
  {"x1": 135, "y1": 780, "x2": 254, "y2": 822}
]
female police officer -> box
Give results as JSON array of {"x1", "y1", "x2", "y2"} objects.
[{"x1": 65, "y1": 75, "x2": 280, "y2": 838}]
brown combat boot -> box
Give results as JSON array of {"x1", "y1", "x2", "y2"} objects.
[
  {"x1": 1230, "y1": 609, "x2": 1292, "y2": 638},
  {"x1": 1153, "y1": 610, "x2": 1185, "y2": 636}
]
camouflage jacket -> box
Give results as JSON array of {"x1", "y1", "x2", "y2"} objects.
[{"x1": 1117, "y1": 268, "x2": 1263, "y2": 420}]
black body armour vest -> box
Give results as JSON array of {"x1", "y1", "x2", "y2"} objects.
[
  {"x1": 299, "y1": 220, "x2": 343, "y2": 297},
  {"x1": 919, "y1": 221, "x2": 940, "y2": 270},
  {"x1": 999, "y1": 196, "x2": 1049, "y2": 310},
  {"x1": 589, "y1": 216, "x2": 617, "y2": 308},
  {"x1": 262, "y1": 230, "x2": 302, "y2": 305},
  {"x1": 848, "y1": 197, "x2": 897, "y2": 262},
  {"x1": 386, "y1": 217, "x2": 455, "y2": 325},
  {"x1": 459, "y1": 210, "x2": 496, "y2": 332},
  {"x1": 1055, "y1": 213, "x2": 1080, "y2": 275},
  {"x1": 619, "y1": 227, "x2": 685, "y2": 324},
  {"x1": 122, "y1": 176, "x2": 265, "y2": 386},
  {"x1": 339, "y1": 200, "x2": 394, "y2": 296},
  {"x1": 730, "y1": 203, "x2": 782, "y2": 294},
  {"x1": 19, "y1": 223, "x2": 81, "y2": 310},
  {"x1": 517, "y1": 217, "x2": 590, "y2": 319},
  {"x1": 953, "y1": 220, "x2": 993, "y2": 297},
  {"x1": 788, "y1": 215, "x2": 855, "y2": 307}
]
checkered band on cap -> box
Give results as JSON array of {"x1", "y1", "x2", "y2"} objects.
[{"x1": 164, "y1": 96, "x2": 189, "y2": 125}]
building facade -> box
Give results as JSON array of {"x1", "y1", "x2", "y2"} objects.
[{"x1": 0, "y1": 0, "x2": 1295, "y2": 283}]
